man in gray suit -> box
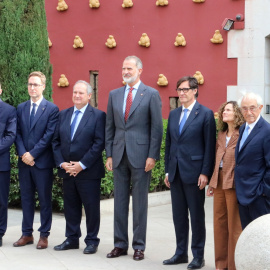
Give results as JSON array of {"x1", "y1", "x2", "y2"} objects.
[{"x1": 105, "y1": 55, "x2": 163, "y2": 261}]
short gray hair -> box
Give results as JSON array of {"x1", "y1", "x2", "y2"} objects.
[
  {"x1": 124, "y1": 55, "x2": 143, "y2": 69},
  {"x1": 73, "y1": 80, "x2": 92, "y2": 94},
  {"x1": 238, "y1": 92, "x2": 263, "y2": 107}
]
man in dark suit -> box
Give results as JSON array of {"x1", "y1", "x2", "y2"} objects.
[
  {"x1": 163, "y1": 76, "x2": 216, "y2": 269},
  {"x1": 14, "y1": 72, "x2": 59, "y2": 249},
  {"x1": 52, "y1": 80, "x2": 106, "y2": 255},
  {"x1": 235, "y1": 92, "x2": 270, "y2": 229},
  {"x1": 105, "y1": 56, "x2": 163, "y2": 261},
  {"x1": 0, "y1": 85, "x2": 17, "y2": 247}
]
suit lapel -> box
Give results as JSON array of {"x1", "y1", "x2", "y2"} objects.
[
  {"x1": 24, "y1": 100, "x2": 31, "y2": 131},
  {"x1": 173, "y1": 107, "x2": 182, "y2": 136},
  {"x1": 226, "y1": 129, "x2": 239, "y2": 148},
  {"x1": 239, "y1": 118, "x2": 263, "y2": 152},
  {"x1": 72, "y1": 104, "x2": 93, "y2": 141},
  {"x1": 118, "y1": 87, "x2": 126, "y2": 126},
  {"x1": 30, "y1": 98, "x2": 47, "y2": 131},
  {"x1": 127, "y1": 82, "x2": 146, "y2": 121},
  {"x1": 180, "y1": 102, "x2": 200, "y2": 136},
  {"x1": 65, "y1": 107, "x2": 74, "y2": 143}
]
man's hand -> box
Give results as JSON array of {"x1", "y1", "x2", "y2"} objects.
[
  {"x1": 22, "y1": 152, "x2": 35, "y2": 166},
  {"x1": 198, "y1": 174, "x2": 208, "y2": 190},
  {"x1": 69, "y1": 161, "x2": 83, "y2": 177},
  {"x1": 145, "y1": 158, "x2": 156, "y2": 172},
  {"x1": 62, "y1": 162, "x2": 74, "y2": 174},
  {"x1": 164, "y1": 175, "x2": 170, "y2": 188},
  {"x1": 106, "y1": 157, "x2": 113, "y2": 171}
]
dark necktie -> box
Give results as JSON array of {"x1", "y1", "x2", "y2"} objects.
[
  {"x1": 70, "y1": 110, "x2": 80, "y2": 139},
  {"x1": 179, "y1": 108, "x2": 188, "y2": 134},
  {"x1": 30, "y1": 103, "x2": 36, "y2": 128},
  {"x1": 124, "y1": 87, "x2": 134, "y2": 122}
]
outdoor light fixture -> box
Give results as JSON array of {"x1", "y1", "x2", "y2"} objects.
[
  {"x1": 222, "y1": 18, "x2": 234, "y2": 31},
  {"x1": 266, "y1": 105, "x2": 270, "y2": 114}
]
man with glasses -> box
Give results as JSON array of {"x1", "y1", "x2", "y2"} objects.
[
  {"x1": 235, "y1": 92, "x2": 270, "y2": 229},
  {"x1": 0, "y1": 84, "x2": 16, "y2": 247},
  {"x1": 14, "y1": 71, "x2": 59, "y2": 249},
  {"x1": 163, "y1": 76, "x2": 216, "y2": 269}
]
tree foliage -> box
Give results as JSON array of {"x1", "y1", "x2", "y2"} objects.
[{"x1": 0, "y1": 0, "x2": 52, "y2": 107}]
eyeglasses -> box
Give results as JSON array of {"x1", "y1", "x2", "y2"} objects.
[
  {"x1": 27, "y1": 83, "x2": 43, "y2": 88},
  {"x1": 241, "y1": 106, "x2": 260, "y2": 112},
  {"x1": 176, "y1": 87, "x2": 193, "y2": 93}
]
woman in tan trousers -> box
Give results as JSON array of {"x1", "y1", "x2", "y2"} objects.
[{"x1": 207, "y1": 101, "x2": 244, "y2": 270}]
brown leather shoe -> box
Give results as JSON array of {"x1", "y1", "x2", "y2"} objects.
[
  {"x1": 133, "y1": 249, "x2": 144, "y2": 261},
  {"x1": 13, "y1": 235, "x2": 34, "y2": 247},
  {"x1": 106, "y1": 247, "x2": 128, "y2": 258},
  {"x1": 36, "y1": 236, "x2": 48, "y2": 249}
]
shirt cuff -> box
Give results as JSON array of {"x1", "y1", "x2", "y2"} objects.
[{"x1": 79, "y1": 161, "x2": 86, "y2": 170}]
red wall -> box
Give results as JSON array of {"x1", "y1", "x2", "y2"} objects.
[{"x1": 45, "y1": 0, "x2": 245, "y2": 118}]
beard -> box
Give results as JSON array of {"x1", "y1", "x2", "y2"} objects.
[{"x1": 123, "y1": 70, "x2": 139, "y2": 84}]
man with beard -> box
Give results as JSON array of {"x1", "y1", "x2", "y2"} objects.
[{"x1": 105, "y1": 55, "x2": 163, "y2": 261}]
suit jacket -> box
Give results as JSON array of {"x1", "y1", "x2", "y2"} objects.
[
  {"x1": 209, "y1": 129, "x2": 239, "y2": 189},
  {"x1": 105, "y1": 82, "x2": 163, "y2": 169},
  {"x1": 235, "y1": 116, "x2": 270, "y2": 206},
  {"x1": 0, "y1": 100, "x2": 17, "y2": 171},
  {"x1": 165, "y1": 101, "x2": 216, "y2": 183},
  {"x1": 52, "y1": 104, "x2": 106, "y2": 180},
  {"x1": 15, "y1": 98, "x2": 59, "y2": 169}
]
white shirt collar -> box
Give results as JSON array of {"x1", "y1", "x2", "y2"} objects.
[
  {"x1": 74, "y1": 103, "x2": 88, "y2": 114},
  {"x1": 31, "y1": 96, "x2": 43, "y2": 107},
  {"x1": 182, "y1": 100, "x2": 196, "y2": 111},
  {"x1": 126, "y1": 80, "x2": 141, "y2": 91}
]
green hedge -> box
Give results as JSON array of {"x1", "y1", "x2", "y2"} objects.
[{"x1": 9, "y1": 119, "x2": 168, "y2": 211}]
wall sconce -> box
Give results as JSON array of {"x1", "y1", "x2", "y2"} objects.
[
  {"x1": 266, "y1": 105, "x2": 270, "y2": 114},
  {"x1": 222, "y1": 18, "x2": 234, "y2": 31}
]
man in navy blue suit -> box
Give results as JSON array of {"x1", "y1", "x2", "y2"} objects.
[
  {"x1": 14, "y1": 72, "x2": 59, "y2": 249},
  {"x1": 0, "y1": 85, "x2": 17, "y2": 247},
  {"x1": 163, "y1": 76, "x2": 216, "y2": 269},
  {"x1": 52, "y1": 80, "x2": 106, "y2": 255},
  {"x1": 235, "y1": 92, "x2": 270, "y2": 229}
]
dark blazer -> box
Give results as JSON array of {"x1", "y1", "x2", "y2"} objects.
[
  {"x1": 105, "y1": 82, "x2": 163, "y2": 169},
  {"x1": 209, "y1": 130, "x2": 239, "y2": 189},
  {"x1": 52, "y1": 104, "x2": 106, "y2": 180},
  {"x1": 15, "y1": 98, "x2": 59, "y2": 169},
  {"x1": 165, "y1": 101, "x2": 216, "y2": 183},
  {"x1": 235, "y1": 116, "x2": 270, "y2": 206},
  {"x1": 0, "y1": 100, "x2": 17, "y2": 171}
]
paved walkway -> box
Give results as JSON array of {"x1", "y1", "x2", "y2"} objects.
[{"x1": 0, "y1": 192, "x2": 215, "y2": 270}]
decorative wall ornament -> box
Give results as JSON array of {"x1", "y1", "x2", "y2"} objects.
[
  {"x1": 210, "y1": 30, "x2": 224, "y2": 44},
  {"x1": 157, "y1": 74, "x2": 168, "y2": 86},
  {"x1": 138, "y1": 33, "x2": 150, "y2": 47},
  {"x1": 174, "y1": 33, "x2": 186, "y2": 47},
  {"x1": 193, "y1": 71, "x2": 204, "y2": 85},
  {"x1": 193, "y1": 0, "x2": 205, "y2": 2},
  {"x1": 56, "y1": 0, "x2": 68, "y2": 11},
  {"x1": 105, "y1": 35, "x2": 117, "y2": 48},
  {"x1": 156, "y1": 0, "x2": 169, "y2": 6},
  {"x1": 48, "y1": 38, "x2": 52, "y2": 48},
  {"x1": 58, "y1": 74, "x2": 69, "y2": 87},
  {"x1": 122, "y1": 81, "x2": 127, "y2": 85},
  {"x1": 122, "y1": 0, "x2": 133, "y2": 8},
  {"x1": 73, "y1": 36, "x2": 84, "y2": 48},
  {"x1": 89, "y1": 0, "x2": 100, "y2": 8}
]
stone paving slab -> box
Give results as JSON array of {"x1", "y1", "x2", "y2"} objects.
[{"x1": 0, "y1": 193, "x2": 215, "y2": 270}]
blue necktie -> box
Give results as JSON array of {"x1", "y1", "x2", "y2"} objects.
[
  {"x1": 239, "y1": 125, "x2": 250, "y2": 150},
  {"x1": 70, "y1": 110, "x2": 80, "y2": 139},
  {"x1": 30, "y1": 103, "x2": 36, "y2": 128},
  {"x1": 179, "y1": 108, "x2": 188, "y2": 134}
]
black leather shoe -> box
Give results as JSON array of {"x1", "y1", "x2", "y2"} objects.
[
  {"x1": 54, "y1": 239, "x2": 79, "y2": 251},
  {"x1": 107, "y1": 247, "x2": 128, "y2": 258},
  {"x1": 84, "y1": 244, "x2": 98, "y2": 254},
  {"x1": 0, "y1": 238, "x2": 2, "y2": 247},
  {"x1": 187, "y1": 258, "x2": 205, "y2": 269},
  {"x1": 163, "y1": 254, "x2": 188, "y2": 265}
]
